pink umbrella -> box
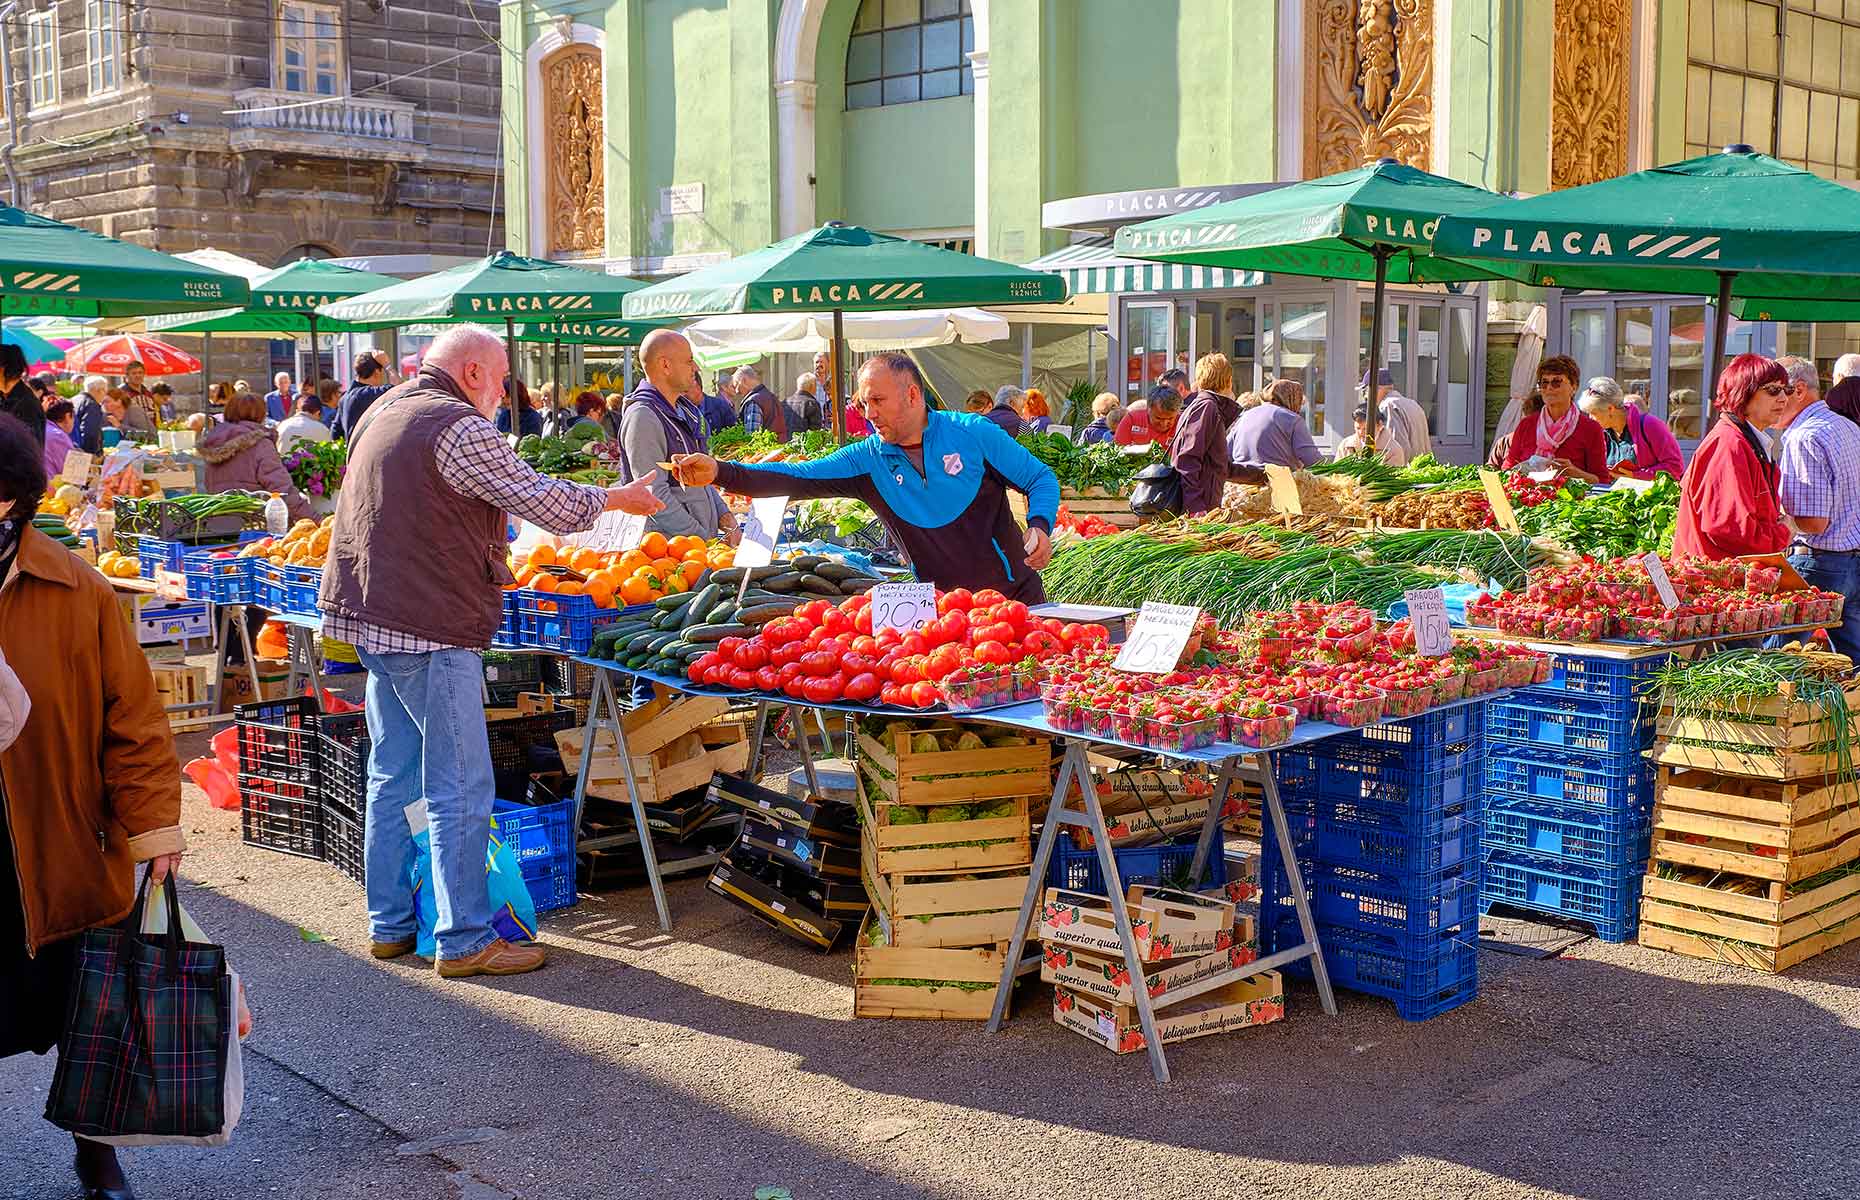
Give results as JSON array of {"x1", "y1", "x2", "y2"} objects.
[{"x1": 64, "y1": 332, "x2": 202, "y2": 376}]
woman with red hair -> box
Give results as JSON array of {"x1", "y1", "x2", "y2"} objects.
[
  {"x1": 1021, "y1": 388, "x2": 1052, "y2": 434},
  {"x1": 1674, "y1": 353, "x2": 1793, "y2": 560}
]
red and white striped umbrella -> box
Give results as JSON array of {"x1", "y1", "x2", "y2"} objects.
[{"x1": 63, "y1": 332, "x2": 201, "y2": 376}]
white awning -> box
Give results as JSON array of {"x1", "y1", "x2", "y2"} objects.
[{"x1": 1024, "y1": 236, "x2": 1267, "y2": 295}]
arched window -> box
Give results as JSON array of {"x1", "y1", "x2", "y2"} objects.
[{"x1": 846, "y1": 0, "x2": 974, "y2": 111}]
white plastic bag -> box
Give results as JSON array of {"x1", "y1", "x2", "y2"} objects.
[{"x1": 88, "y1": 881, "x2": 247, "y2": 1149}]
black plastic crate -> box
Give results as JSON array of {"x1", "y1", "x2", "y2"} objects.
[
  {"x1": 240, "y1": 773, "x2": 323, "y2": 860},
  {"x1": 234, "y1": 695, "x2": 322, "y2": 785},
  {"x1": 541, "y1": 657, "x2": 597, "y2": 699},
  {"x1": 482, "y1": 652, "x2": 544, "y2": 705},
  {"x1": 322, "y1": 806, "x2": 365, "y2": 884},
  {"x1": 318, "y1": 710, "x2": 370, "y2": 824},
  {"x1": 486, "y1": 708, "x2": 578, "y2": 797}
]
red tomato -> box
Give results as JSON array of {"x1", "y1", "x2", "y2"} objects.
[
  {"x1": 727, "y1": 666, "x2": 756, "y2": 689},
  {"x1": 1023, "y1": 630, "x2": 1060, "y2": 656},
  {"x1": 898, "y1": 632, "x2": 930, "y2": 658},
  {"x1": 853, "y1": 606, "x2": 874, "y2": 635},
  {"x1": 806, "y1": 626, "x2": 831, "y2": 646},
  {"x1": 800, "y1": 650, "x2": 839, "y2": 677},
  {"x1": 931, "y1": 611, "x2": 969, "y2": 645},
  {"x1": 880, "y1": 682, "x2": 904, "y2": 706},
  {"x1": 801, "y1": 674, "x2": 841, "y2": 704},
  {"x1": 973, "y1": 639, "x2": 1013, "y2": 665},
  {"x1": 843, "y1": 653, "x2": 876, "y2": 676},
  {"x1": 909, "y1": 680, "x2": 941, "y2": 707},
  {"x1": 973, "y1": 589, "x2": 1006, "y2": 608},
  {"x1": 782, "y1": 676, "x2": 808, "y2": 698},
  {"x1": 718, "y1": 636, "x2": 747, "y2": 658},
  {"x1": 753, "y1": 664, "x2": 780, "y2": 691},
  {"x1": 890, "y1": 656, "x2": 925, "y2": 685},
  {"x1": 822, "y1": 608, "x2": 853, "y2": 636},
  {"x1": 685, "y1": 661, "x2": 709, "y2": 683},
  {"x1": 1041, "y1": 618, "x2": 1066, "y2": 637},
  {"x1": 875, "y1": 626, "x2": 902, "y2": 649},
  {"x1": 996, "y1": 600, "x2": 1030, "y2": 631},
  {"x1": 843, "y1": 671, "x2": 882, "y2": 702},
  {"x1": 776, "y1": 661, "x2": 805, "y2": 685},
  {"x1": 938, "y1": 588, "x2": 974, "y2": 613},
  {"x1": 733, "y1": 642, "x2": 769, "y2": 670},
  {"x1": 925, "y1": 644, "x2": 965, "y2": 681},
  {"x1": 977, "y1": 620, "x2": 1016, "y2": 646},
  {"x1": 850, "y1": 635, "x2": 879, "y2": 657}
]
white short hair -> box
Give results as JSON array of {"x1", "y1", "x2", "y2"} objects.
[
  {"x1": 84, "y1": 374, "x2": 108, "y2": 394},
  {"x1": 1578, "y1": 376, "x2": 1625, "y2": 412},
  {"x1": 1777, "y1": 354, "x2": 1820, "y2": 391},
  {"x1": 796, "y1": 372, "x2": 817, "y2": 393},
  {"x1": 1834, "y1": 353, "x2": 1860, "y2": 384},
  {"x1": 274, "y1": 371, "x2": 290, "y2": 386},
  {"x1": 733, "y1": 365, "x2": 760, "y2": 385}
]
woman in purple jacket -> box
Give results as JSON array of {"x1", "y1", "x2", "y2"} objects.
[
  {"x1": 1168, "y1": 353, "x2": 1267, "y2": 515},
  {"x1": 1578, "y1": 377, "x2": 1686, "y2": 480}
]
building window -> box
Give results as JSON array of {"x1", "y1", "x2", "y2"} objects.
[
  {"x1": 1685, "y1": 0, "x2": 1860, "y2": 179},
  {"x1": 27, "y1": 9, "x2": 58, "y2": 109},
  {"x1": 277, "y1": 1, "x2": 344, "y2": 96},
  {"x1": 85, "y1": 0, "x2": 121, "y2": 95},
  {"x1": 846, "y1": 0, "x2": 974, "y2": 111}
]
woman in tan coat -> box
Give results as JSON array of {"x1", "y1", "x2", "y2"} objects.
[{"x1": 0, "y1": 414, "x2": 185, "y2": 1198}]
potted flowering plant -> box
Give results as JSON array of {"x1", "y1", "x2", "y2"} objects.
[{"x1": 283, "y1": 440, "x2": 347, "y2": 512}]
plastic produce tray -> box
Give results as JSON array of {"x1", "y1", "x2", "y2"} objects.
[{"x1": 1480, "y1": 849, "x2": 1643, "y2": 943}]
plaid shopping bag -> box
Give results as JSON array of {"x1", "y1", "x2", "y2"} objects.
[{"x1": 45, "y1": 871, "x2": 232, "y2": 1140}]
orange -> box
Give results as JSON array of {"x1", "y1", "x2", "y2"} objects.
[
  {"x1": 586, "y1": 578, "x2": 615, "y2": 608},
  {"x1": 662, "y1": 571, "x2": 688, "y2": 594},
  {"x1": 619, "y1": 576, "x2": 652, "y2": 605},
  {"x1": 568, "y1": 547, "x2": 601, "y2": 573},
  {"x1": 639, "y1": 531, "x2": 669, "y2": 559},
  {"x1": 668, "y1": 535, "x2": 704, "y2": 558},
  {"x1": 647, "y1": 556, "x2": 676, "y2": 576},
  {"x1": 618, "y1": 549, "x2": 650, "y2": 575},
  {"x1": 556, "y1": 580, "x2": 585, "y2": 596},
  {"x1": 514, "y1": 566, "x2": 538, "y2": 588},
  {"x1": 529, "y1": 544, "x2": 557, "y2": 568},
  {"x1": 531, "y1": 574, "x2": 560, "y2": 593}
]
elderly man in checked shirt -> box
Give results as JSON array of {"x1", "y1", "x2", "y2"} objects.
[
  {"x1": 318, "y1": 326, "x2": 664, "y2": 979},
  {"x1": 1772, "y1": 356, "x2": 1860, "y2": 663}
]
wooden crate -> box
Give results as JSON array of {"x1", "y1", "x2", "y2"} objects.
[
  {"x1": 1639, "y1": 868, "x2": 1860, "y2": 972},
  {"x1": 853, "y1": 913, "x2": 1007, "y2": 1020},
  {"x1": 860, "y1": 834, "x2": 1030, "y2": 948},
  {"x1": 853, "y1": 768, "x2": 1031, "y2": 875},
  {"x1": 1653, "y1": 685, "x2": 1860, "y2": 781},
  {"x1": 856, "y1": 724, "x2": 1052, "y2": 806},
  {"x1": 1649, "y1": 766, "x2": 1860, "y2": 886},
  {"x1": 150, "y1": 663, "x2": 209, "y2": 710},
  {"x1": 621, "y1": 691, "x2": 734, "y2": 756},
  {"x1": 1009, "y1": 489, "x2": 1140, "y2": 531},
  {"x1": 557, "y1": 722, "x2": 751, "y2": 807}
]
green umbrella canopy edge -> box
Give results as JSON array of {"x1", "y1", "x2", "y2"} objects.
[{"x1": 0, "y1": 205, "x2": 249, "y2": 317}]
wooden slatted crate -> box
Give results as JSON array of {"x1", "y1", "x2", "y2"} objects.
[
  {"x1": 853, "y1": 913, "x2": 1008, "y2": 1020},
  {"x1": 1653, "y1": 684, "x2": 1860, "y2": 781},
  {"x1": 854, "y1": 724, "x2": 1049, "y2": 876}
]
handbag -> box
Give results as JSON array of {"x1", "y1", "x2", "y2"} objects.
[
  {"x1": 1129, "y1": 462, "x2": 1184, "y2": 519},
  {"x1": 45, "y1": 869, "x2": 238, "y2": 1144}
]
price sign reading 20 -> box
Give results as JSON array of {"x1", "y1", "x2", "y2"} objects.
[
  {"x1": 870, "y1": 582, "x2": 937, "y2": 635},
  {"x1": 1113, "y1": 602, "x2": 1202, "y2": 674}
]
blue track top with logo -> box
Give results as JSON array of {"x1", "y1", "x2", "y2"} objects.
[{"x1": 712, "y1": 409, "x2": 1061, "y2": 602}]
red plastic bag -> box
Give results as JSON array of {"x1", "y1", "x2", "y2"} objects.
[
  {"x1": 210, "y1": 726, "x2": 240, "y2": 774},
  {"x1": 306, "y1": 686, "x2": 362, "y2": 714},
  {"x1": 183, "y1": 757, "x2": 240, "y2": 811}
]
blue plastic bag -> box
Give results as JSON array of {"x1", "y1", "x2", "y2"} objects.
[{"x1": 408, "y1": 815, "x2": 539, "y2": 959}]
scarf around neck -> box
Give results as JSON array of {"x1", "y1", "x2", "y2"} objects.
[{"x1": 1536, "y1": 402, "x2": 1582, "y2": 452}]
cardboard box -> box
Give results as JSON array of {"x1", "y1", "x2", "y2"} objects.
[
  {"x1": 708, "y1": 772, "x2": 860, "y2": 842},
  {"x1": 728, "y1": 839, "x2": 869, "y2": 917},
  {"x1": 1039, "y1": 917, "x2": 1258, "y2": 1008},
  {"x1": 218, "y1": 658, "x2": 289, "y2": 711},
  {"x1": 1052, "y1": 970, "x2": 1285, "y2": 1054},
  {"x1": 1039, "y1": 886, "x2": 1236, "y2": 964},
  {"x1": 150, "y1": 663, "x2": 209, "y2": 710},
  {"x1": 705, "y1": 853, "x2": 848, "y2": 951}
]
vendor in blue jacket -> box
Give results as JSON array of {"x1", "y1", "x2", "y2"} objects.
[{"x1": 669, "y1": 351, "x2": 1060, "y2": 602}]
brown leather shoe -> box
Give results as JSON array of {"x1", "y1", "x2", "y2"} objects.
[
  {"x1": 370, "y1": 937, "x2": 417, "y2": 960},
  {"x1": 436, "y1": 938, "x2": 546, "y2": 978}
]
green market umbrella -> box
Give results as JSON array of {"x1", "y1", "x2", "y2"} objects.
[
  {"x1": 512, "y1": 319, "x2": 677, "y2": 403},
  {"x1": 0, "y1": 205, "x2": 247, "y2": 317},
  {"x1": 1431, "y1": 145, "x2": 1860, "y2": 392},
  {"x1": 1113, "y1": 158, "x2": 1512, "y2": 451},
  {"x1": 621, "y1": 222, "x2": 1067, "y2": 437},
  {"x1": 319, "y1": 251, "x2": 650, "y2": 429}
]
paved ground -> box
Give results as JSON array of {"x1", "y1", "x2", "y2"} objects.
[{"x1": 7, "y1": 719, "x2": 1860, "y2": 1200}]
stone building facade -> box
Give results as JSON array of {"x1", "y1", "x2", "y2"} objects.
[{"x1": 5, "y1": 0, "x2": 504, "y2": 387}]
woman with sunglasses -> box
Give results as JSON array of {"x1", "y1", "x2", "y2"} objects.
[
  {"x1": 1500, "y1": 355, "x2": 1612, "y2": 484},
  {"x1": 1674, "y1": 353, "x2": 1793, "y2": 561}
]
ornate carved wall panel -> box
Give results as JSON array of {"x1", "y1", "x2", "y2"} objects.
[
  {"x1": 543, "y1": 45, "x2": 605, "y2": 256},
  {"x1": 1551, "y1": 0, "x2": 1630, "y2": 188},
  {"x1": 1304, "y1": 0, "x2": 1435, "y2": 177}
]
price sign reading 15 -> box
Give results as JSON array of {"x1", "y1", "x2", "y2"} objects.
[
  {"x1": 1113, "y1": 602, "x2": 1201, "y2": 674},
  {"x1": 871, "y1": 582, "x2": 937, "y2": 635}
]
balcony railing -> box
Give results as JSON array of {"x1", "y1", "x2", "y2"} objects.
[{"x1": 231, "y1": 86, "x2": 417, "y2": 143}]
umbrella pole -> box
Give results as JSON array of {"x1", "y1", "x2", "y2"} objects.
[
  {"x1": 1708, "y1": 270, "x2": 1735, "y2": 401},
  {"x1": 833, "y1": 307, "x2": 847, "y2": 445},
  {"x1": 202, "y1": 332, "x2": 213, "y2": 414},
  {"x1": 307, "y1": 313, "x2": 322, "y2": 398},
  {"x1": 552, "y1": 338, "x2": 562, "y2": 412},
  {"x1": 1363, "y1": 247, "x2": 1391, "y2": 455},
  {"x1": 505, "y1": 318, "x2": 520, "y2": 434}
]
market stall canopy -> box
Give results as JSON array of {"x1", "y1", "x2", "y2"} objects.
[
  {"x1": 685, "y1": 307, "x2": 1010, "y2": 355},
  {"x1": 1, "y1": 322, "x2": 64, "y2": 366},
  {"x1": 315, "y1": 251, "x2": 649, "y2": 328},
  {"x1": 1024, "y1": 235, "x2": 1266, "y2": 295},
  {"x1": 0, "y1": 205, "x2": 249, "y2": 317},
  {"x1": 511, "y1": 318, "x2": 677, "y2": 345},
  {"x1": 1111, "y1": 159, "x2": 1506, "y2": 283},
  {"x1": 65, "y1": 332, "x2": 201, "y2": 375},
  {"x1": 620, "y1": 223, "x2": 1068, "y2": 319},
  {"x1": 174, "y1": 248, "x2": 270, "y2": 283},
  {"x1": 146, "y1": 257, "x2": 403, "y2": 335}
]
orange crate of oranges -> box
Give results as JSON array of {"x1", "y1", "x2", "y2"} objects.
[{"x1": 508, "y1": 533, "x2": 736, "y2": 610}]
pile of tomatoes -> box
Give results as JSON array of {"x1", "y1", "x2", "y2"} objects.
[{"x1": 685, "y1": 586, "x2": 1110, "y2": 708}]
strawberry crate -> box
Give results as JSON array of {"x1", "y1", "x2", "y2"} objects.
[{"x1": 1540, "y1": 651, "x2": 1672, "y2": 701}]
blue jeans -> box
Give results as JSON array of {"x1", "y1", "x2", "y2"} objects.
[
  {"x1": 357, "y1": 647, "x2": 498, "y2": 961},
  {"x1": 1789, "y1": 550, "x2": 1860, "y2": 664}
]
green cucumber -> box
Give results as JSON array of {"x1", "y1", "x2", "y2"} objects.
[
  {"x1": 739, "y1": 602, "x2": 799, "y2": 625},
  {"x1": 760, "y1": 571, "x2": 804, "y2": 592},
  {"x1": 682, "y1": 584, "x2": 721, "y2": 630},
  {"x1": 796, "y1": 574, "x2": 841, "y2": 595},
  {"x1": 838, "y1": 577, "x2": 881, "y2": 593},
  {"x1": 706, "y1": 600, "x2": 740, "y2": 623},
  {"x1": 685, "y1": 621, "x2": 753, "y2": 643},
  {"x1": 789, "y1": 554, "x2": 828, "y2": 571},
  {"x1": 746, "y1": 563, "x2": 791, "y2": 580},
  {"x1": 812, "y1": 561, "x2": 861, "y2": 582},
  {"x1": 654, "y1": 593, "x2": 689, "y2": 611}
]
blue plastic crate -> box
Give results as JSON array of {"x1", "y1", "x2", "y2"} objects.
[
  {"x1": 251, "y1": 560, "x2": 286, "y2": 612},
  {"x1": 1484, "y1": 693, "x2": 1654, "y2": 756},
  {"x1": 1280, "y1": 739, "x2": 1483, "y2": 812},
  {"x1": 182, "y1": 545, "x2": 252, "y2": 605},
  {"x1": 1262, "y1": 914, "x2": 1479, "y2": 1022},
  {"x1": 1261, "y1": 847, "x2": 1481, "y2": 940},
  {"x1": 1046, "y1": 829, "x2": 1227, "y2": 896},
  {"x1": 1480, "y1": 849, "x2": 1642, "y2": 942},
  {"x1": 140, "y1": 530, "x2": 264, "y2": 579},
  {"x1": 1357, "y1": 703, "x2": 1480, "y2": 751},
  {"x1": 1482, "y1": 797, "x2": 1651, "y2": 870},
  {"x1": 489, "y1": 591, "x2": 521, "y2": 650},
  {"x1": 281, "y1": 564, "x2": 323, "y2": 617},
  {"x1": 514, "y1": 589, "x2": 622, "y2": 655},
  {"x1": 1483, "y1": 745, "x2": 1654, "y2": 810},
  {"x1": 492, "y1": 797, "x2": 578, "y2": 913},
  {"x1": 1541, "y1": 652, "x2": 1672, "y2": 701},
  {"x1": 1303, "y1": 800, "x2": 1477, "y2": 876}
]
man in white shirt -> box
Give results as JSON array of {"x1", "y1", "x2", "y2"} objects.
[
  {"x1": 276, "y1": 394, "x2": 334, "y2": 455},
  {"x1": 1363, "y1": 367, "x2": 1431, "y2": 461}
]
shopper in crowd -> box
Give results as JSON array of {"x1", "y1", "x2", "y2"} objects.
[
  {"x1": 1488, "y1": 392, "x2": 1541, "y2": 468},
  {"x1": 696, "y1": 369, "x2": 736, "y2": 437},
  {"x1": 985, "y1": 385, "x2": 1026, "y2": 437},
  {"x1": 1114, "y1": 392, "x2": 1153, "y2": 444},
  {"x1": 565, "y1": 390, "x2": 607, "y2": 440},
  {"x1": 1147, "y1": 384, "x2": 1185, "y2": 446},
  {"x1": 812, "y1": 348, "x2": 834, "y2": 413},
  {"x1": 963, "y1": 388, "x2": 992, "y2": 414},
  {"x1": 621, "y1": 330, "x2": 736, "y2": 543},
  {"x1": 39, "y1": 400, "x2": 74, "y2": 477},
  {"x1": 1171, "y1": 353, "x2": 1269, "y2": 517},
  {"x1": 1080, "y1": 392, "x2": 1120, "y2": 445},
  {"x1": 71, "y1": 375, "x2": 109, "y2": 455},
  {"x1": 1502, "y1": 355, "x2": 1612, "y2": 483},
  {"x1": 208, "y1": 380, "x2": 237, "y2": 410},
  {"x1": 198, "y1": 390, "x2": 314, "y2": 521},
  {"x1": 0, "y1": 345, "x2": 42, "y2": 445},
  {"x1": 672, "y1": 352, "x2": 1060, "y2": 602},
  {"x1": 318, "y1": 327, "x2": 664, "y2": 979},
  {"x1": 845, "y1": 387, "x2": 873, "y2": 438},
  {"x1": 115, "y1": 360, "x2": 160, "y2": 428},
  {"x1": 0, "y1": 414, "x2": 185, "y2": 1200},
  {"x1": 494, "y1": 378, "x2": 544, "y2": 439},
  {"x1": 1674, "y1": 353, "x2": 1792, "y2": 561},
  {"x1": 277, "y1": 392, "x2": 335, "y2": 455},
  {"x1": 1364, "y1": 367, "x2": 1432, "y2": 462},
  {"x1": 602, "y1": 391, "x2": 626, "y2": 442},
  {"x1": 734, "y1": 365, "x2": 786, "y2": 438},
  {"x1": 263, "y1": 370, "x2": 293, "y2": 423},
  {"x1": 1228, "y1": 377, "x2": 1322, "y2": 471},
  {"x1": 150, "y1": 382, "x2": 175, "y2": 422},
  {"x1": 1337, "y1": 403, "x2": 1410, "y2": 466},
  {"x1": 1159, "y1": 367, "x2": 1190, "y2": 400},
  {"x1": 1823, "y1": 352, "x2": 1860, "y2": 426},
  {"x1": 234, "y1": 378, "x2": 253, "y2": 396},
  {"x1": 332, "y1": 350, "x2": 395, "y2": 441},
  {"x1": 1770, "y1": 354, "x2": 1860, "y2": 660},
  {"x1": 101, "y1": 386, "x2": 155, "y2": 438},
  {"x1": 785, "y1": 372, "x2": 826, "y2": 434},
  {"x1": 1577, "y1": 375, "x2": 1684, "y2": 480},
  {"x1": 1022, "y1": 388, "x2": 1053, "y2": 434}
]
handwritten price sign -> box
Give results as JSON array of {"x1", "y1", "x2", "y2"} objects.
[
  {"x1": 870, "y1": 582, "x2": 937, "y2": 635},
  {"x1": 1113, "y1": 602, "x2": 1201, "y2": 674},
  {"x1": 1402, "y1": 587, "x2": 1454, "y2": 657},
  {"x1": 732, "y1": 495, "x2": 789, "y2": 569},
  {"x1": 1641, "y1": 553, "x2": 1679, "y2": 609},
  {"x1": 574, "y1": 509, "x2": 648, "y2": 554},
  {"x1": 1477, "y1": 468, "x2": 1522, "y2": 533}
]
